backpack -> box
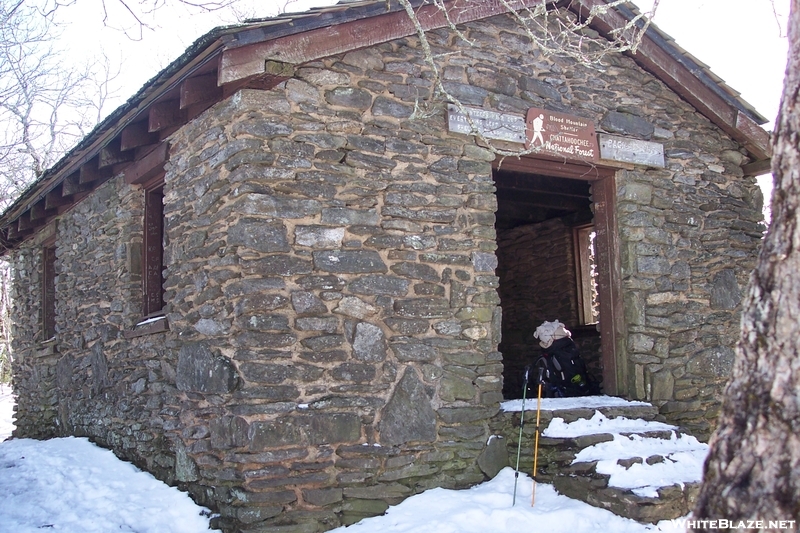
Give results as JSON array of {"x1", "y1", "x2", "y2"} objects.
[{"x1": 533, "y1": 337, "x2": 599, "y2": 397}]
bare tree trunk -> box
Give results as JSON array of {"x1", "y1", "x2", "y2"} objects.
[{"x1": 693, "y1": 0, "x2": 800, "y2": 528}]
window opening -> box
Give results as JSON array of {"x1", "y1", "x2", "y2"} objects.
[
  {"x1": 42, "y1": 243, "x2": 56, "y2": 341},
  {"x1": 142, "y1": 182, "x2": 165, "y2": 318},
  {"x1": 574, "y1": 224, "x2": 599, "y2": 325},
  {"x1": 493, "y1": 166, "x2": 618, "y2": 398}
]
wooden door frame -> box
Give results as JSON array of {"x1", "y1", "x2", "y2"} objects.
[{"x1": 493, "y1": 156, "x2": 626, "y2": 396}]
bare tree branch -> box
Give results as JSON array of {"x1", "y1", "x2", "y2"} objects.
[
  {"x1": 395, "y1": 0, "x2": 659, "y2": 162},
  {"x1": 0, "y1": 0, "x2": 111, "y2": 206}
]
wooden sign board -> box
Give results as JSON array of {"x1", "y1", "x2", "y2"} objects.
[
  {"x1": 447, "y1": 104, "x2": 526, "y2": 143},
  {"x1": 525, "y1": 108, "x2": 599, "y2": 162},
  {"x1": 598, "y1": 134, "x2": 665, "y2": 168}
]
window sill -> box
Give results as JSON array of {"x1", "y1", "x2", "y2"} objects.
[
  {"x1": 125, "y1": 315, "x2": 169, "y2": 339},
  {"x1": 34, "y1": 337, "x2": 58, "y2": 357}
]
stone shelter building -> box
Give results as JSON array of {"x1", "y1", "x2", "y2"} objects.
[{"x1": 0, "y1": 0, "x2": 771, "y2": 531}]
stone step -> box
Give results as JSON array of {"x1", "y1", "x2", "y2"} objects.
[
  {"x1": 493, "y1": 397, "x2": 705, "y2": 524},
  {"x1": 553, "y1": 470, "x2": 701, "y2": 523},
  {"x1": 548, "y1": 422, "x2": 705, "y2": 522}
]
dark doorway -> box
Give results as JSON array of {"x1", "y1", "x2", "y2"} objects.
[
  {"x1": 494, "y1": 152, "x2": 627, "y2": 398},
  {"x1": 494, "y1": 166, "x2": 604, "y2": 399}
]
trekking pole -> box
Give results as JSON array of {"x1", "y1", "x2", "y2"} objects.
[
  {"x1": 531, "y1": 366, "x2": 544, "y2": 506},
  {"x1": 512, "y1": 365, "x2": 530, "y2": 506}
]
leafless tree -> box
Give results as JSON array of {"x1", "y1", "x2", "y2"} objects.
[
  {"x1": 0, "y1": 0, "x2": 118, "y2": 383},
  {"x1": 0, "y1": 260, "x2": 12, "y2": 383},
  {"x1": 0, "y1": 0, "x2": 115, "y2": 209},
  {"x1": 693, "y1": 0, "x2": 800, "y2": 527}
]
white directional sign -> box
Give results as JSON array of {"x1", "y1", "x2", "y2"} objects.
[
  {"x1": 447, "y1": 104, "x2": 526, "y2": 143},
  {"x1": 599, "y1": 134, "x2": 665, "y2": 168}
]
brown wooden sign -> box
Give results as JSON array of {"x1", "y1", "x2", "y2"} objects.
[{"x1": 525, "y1": 108, "x2": 599, "y2": 162}]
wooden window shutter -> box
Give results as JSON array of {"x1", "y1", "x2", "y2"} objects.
[
  {"x1": 143, "y1": 183, "x2": 165, "y2": 317},
  {"x1": 42, "y1": 244, "x2": 57, "y2": 340}
]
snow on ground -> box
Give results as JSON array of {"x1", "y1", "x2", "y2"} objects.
[
  {"x1": 574, "y1": 432, "x2": 708, "y2": 498},
  {"x1": 0, "y1": 389, "x2": 689, "y2": 533},
  {"x1": 327, "y1": 467, "x2": 684, "y2": 533},
  {"x1": 0, "y1": 436, "x2": 221, "y2": 533}
]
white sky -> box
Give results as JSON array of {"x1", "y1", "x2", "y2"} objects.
[
  {"x1": 49, "y1": 0, "x2": 787, "y2": 212},
  {"x1": 51, "y1": 0, "x2": 790, "y2": 130},
  {"x1": 639, "y1": 0, "x2": 789, "y2": 131}
]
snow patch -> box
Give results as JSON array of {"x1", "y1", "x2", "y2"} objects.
[
  {"x1": 0, "y1": 436, "x2": 220, "y2": 532},
  {"x1": 501, "y1": 395, "x2": 651, "y2": 412},
  {"x1": 544, "y1": 411, "x2": 676, "y2": 438},
  {"x1": 327, "y1": 467, "x2": 684, "y2": 533}
]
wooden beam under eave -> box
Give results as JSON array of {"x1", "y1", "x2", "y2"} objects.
[
  {"x1": 79, "y1": 156, "x2": 112, "y2": 185},
  {"x1": 6, "y1": 222, "x2": 29, "y2": 241},
  {"x1": 62, "y1": 172, "x2": 92, "y2": 197},
  {"x1": 149, "y1": 99, "x2": 187, "y2": 133},
  {"x1": 124, "y1": 142, "x2": 169, "y2": 185},
  {"x1": 742, "y1": 159, "x2": 772, "y2": 177},
  {"x1": 121, "y1": 121, "x2": 160, "y2": 151},
  {"x1": 181, "y1": 72, "x2": 223, "y2": 109},
  {"x1": 16, "y1": 211, "x2": 35, "y2": 231},
  {"x1": 218, "y1": 0, "x2": 542, "y2": 85},
  {"x1": 99, "y1": 138, "x2": 135, "y2": 168},
  {"x1": 736, "y1": 111, "x2": 772, "y2": 159},
  {"x1": 45, "y1": 186, "x2": 72, "y2": 210},
  {"x1": 566, "y1": 0, "x2": 770, "y2": 161},
  {"x1": 30, "y1": 200, "x2": 56, "y2": 222},
  {"x1": 221, "y1": 72, "x2": 293, "y2": 99},
  {"x1": 0, "y1": 227, "x2": 17, "y2": 250}
]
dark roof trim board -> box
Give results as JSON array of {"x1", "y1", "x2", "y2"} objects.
[
  {"x1": 218, "y1": 0, "x2": 539, "y2": 84},
  {"x1": 614, "y1": 2, "x2": 767, "y2": 125},
  {"x1": 0, "y1": 0, "x2": 772, "y2": 250},
  {"x1": 570, "y1": 0, "x2": 771, "y2": 161}
]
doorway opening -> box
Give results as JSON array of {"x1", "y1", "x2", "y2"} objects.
[{"x1": 493, "y1": 159, "x2": 622, "y2": 399}]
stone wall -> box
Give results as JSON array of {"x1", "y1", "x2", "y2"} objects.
[{"x1": 8, "y1": 10, "x2": 764, "y2": 532}]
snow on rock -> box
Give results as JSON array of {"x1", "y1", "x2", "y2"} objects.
[
  {"x1": 544, "y1": 411, "x2": 676, "y2": 438},
  {"x1": 0, "y1": 436, "x2": 220, "y2": 533},
  {"x1": 501, "y1": 395, "x2": 651, "y2": 412},
  {"x1": 573, "y1": 432, "x2": 709, "y2": 498}
]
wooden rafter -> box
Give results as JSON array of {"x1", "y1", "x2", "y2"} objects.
[
  {"x1": 149, "y1": 100, "x2": 187, "y2": 133},
  {"x1": 44, "y1": 187, "x2": 72, "y2": 210},
  {"x1": 181, "y1": 72, "x2": 223, "y2": 109},
  {"x1": 79, "y1": 156, "x2": 112, "y2": 185},
  {"x1": 99, "y1": 138, "x2": 135, "y2": 168},
  {"x1": 124, "y1": 143, "x2": 169, "y2": 186},
  {"x1": 121, "y1": 121, "x2": 160, "y2": 151}
]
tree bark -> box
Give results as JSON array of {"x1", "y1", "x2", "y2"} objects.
[{"x1": 693, "y1": 0, "x2": 800, "y2": 528}]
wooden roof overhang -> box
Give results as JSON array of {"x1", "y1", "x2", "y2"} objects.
[{"x1": 0, "y1": 0, "x2": 773, "y2": 251}]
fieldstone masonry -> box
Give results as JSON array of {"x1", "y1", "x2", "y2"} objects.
[{"x1": 8, "y1": 11, "x2": 763, "y2": 533}]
